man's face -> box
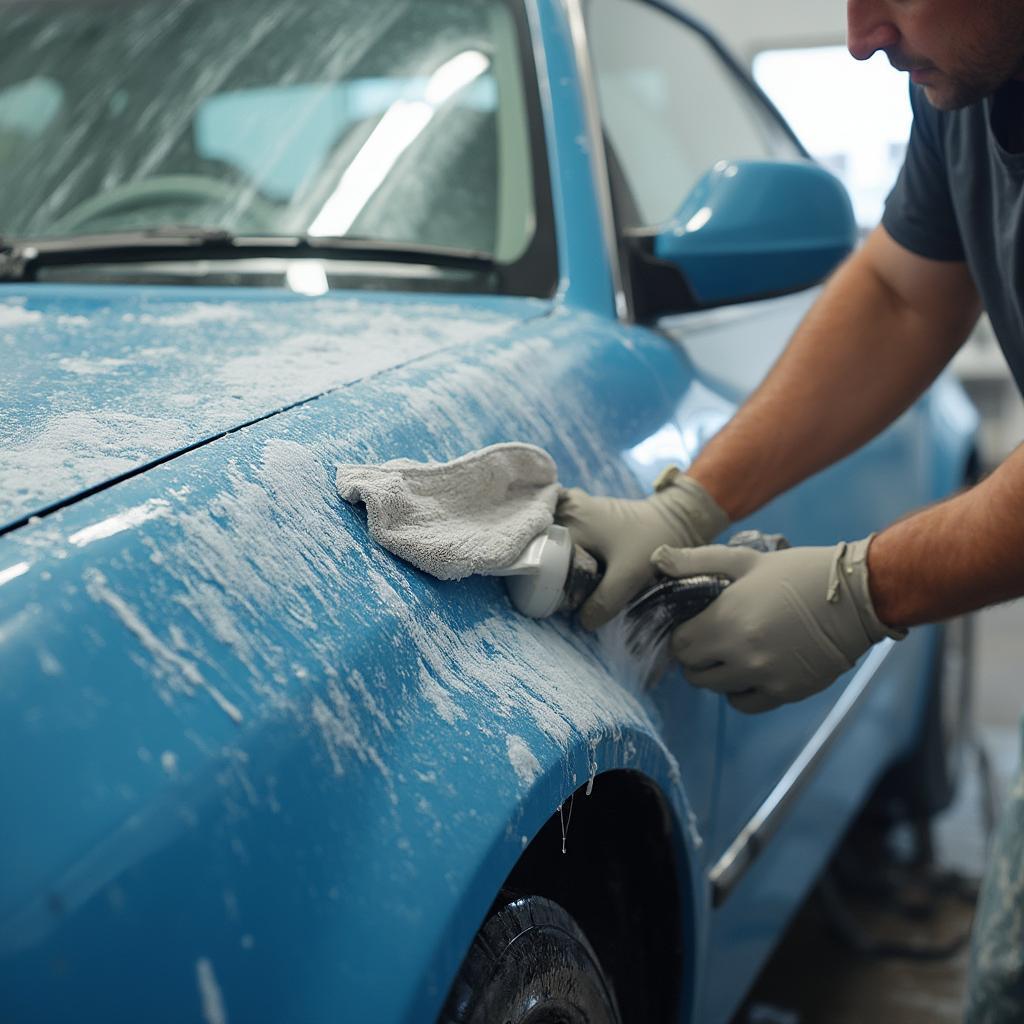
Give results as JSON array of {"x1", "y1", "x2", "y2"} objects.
[{"x1": 848, "y1": 0, "x2": 1024, "y2": 110}]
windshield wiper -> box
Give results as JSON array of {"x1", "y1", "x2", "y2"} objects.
[{"x1": 0, "y1": 227, "x2": 496, "y2": 282}]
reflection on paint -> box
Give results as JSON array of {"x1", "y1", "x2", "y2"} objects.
[
  {"x1": 626, "y1": 423, "x2": 690, "y2": 470},
  {"x1": 67, "y1": 499, "x2": 170, "y2": 547},
  {"x1": 285, "y1": 261, "x2": 329, "y2": 296},
  {"x1": 0, "y1": 561, "x2": 30, "y2": 587},
  {"x1": 684, "y1": 206, "x2": 713, "y2": 233}
]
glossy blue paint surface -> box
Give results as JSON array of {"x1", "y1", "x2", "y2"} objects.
[
  {"x1": 0, "y1": 2, "x2": 976, "y2": 1023},
  {"x1": 656, "y1": 160, "x2": 857, "y2": 306}
]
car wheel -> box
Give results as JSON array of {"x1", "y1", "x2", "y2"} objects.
[
  {"x1": 904, "y1": 614, "x2": 975, "y2": 816},
  {"x1": 440, "y1": 895, "x2": 623, "y2": 1024}
]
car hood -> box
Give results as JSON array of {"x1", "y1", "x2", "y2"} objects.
[{"x1": 0, "y1": 284, "x2": 547, "y2": 531}]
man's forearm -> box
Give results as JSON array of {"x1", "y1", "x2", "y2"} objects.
[
  {"x1": 869, "y1": 446, "x2": 1024, "y2": 626},
  {"x1": 687, "y1": 227, "x2": 980, "y2": 521}
]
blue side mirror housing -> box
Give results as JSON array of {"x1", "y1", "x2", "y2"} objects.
[{"x1": 652, "y1": 159, "x2": 857, "y2": 309}]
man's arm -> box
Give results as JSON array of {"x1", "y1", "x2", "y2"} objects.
[
  {"x1": 687, "y1": 225, "x2": 981, "y2": 521},
  {"x1": 870, "y1": 445, "x2": 1024, "y2": 625}
]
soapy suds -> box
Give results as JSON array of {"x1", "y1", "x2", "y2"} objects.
[
  {"x1": 1, "y1": 410, "x2": 190, "y2": 526},
  {"x1": 0, "y1": 296, "x2": 527, "y2": 526},
  {"x1": 41, "y1": 316, "x2": 705, "y2": 862},
  {"x1": 310, "y1": 673, "x2": 393, "y2": 795},
  {"x1": 195, "y1": 958, "x2": 228, "y2": 1024},
  {"x1": 137, "y1": 303, "x2": 248, "y2": 327},
  {"x1": 382, "y1": 333, "x2": 633, "y2": 496},
  {"x1": 506, "y1": 735, "x2": 542, "y2": 788},
  {"x1": 594, "y1": 611, "x2": 672, "y2": 695},
  {"x1": 85, "y1": 569, "x2": 243, "y2": 724},
  {"x1": 0, "y1": 303, "x2": 42, "y2": 328},
  {"x1": 57, "y1": 356, "x2": 130, "y2": 375},
  {"x1": 310, "y1": 684, "x2": 362, "y2": 776},
  {"x1": 37, "y1": 650, "x2": 62, "y2": 676},
  {"x1": 418, "y1": 665, "x2": 466, "y2": 725},
  {"x1": 164, "y1": 431, "x2": 673, "y2": 806}
]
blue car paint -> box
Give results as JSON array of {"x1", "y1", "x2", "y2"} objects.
[
  {"x1": 0, "y1": 1, "x2": 978, "y2": 1022},
  {"x1": 655, "y1": 160, "x2": 858, "y2": 306},
  {"x1": 1, "y1": 298, "x2": 709, "y2": 1022},
  {"x1": 529, "y1": 0, "x2": 616, "y2": 317}
]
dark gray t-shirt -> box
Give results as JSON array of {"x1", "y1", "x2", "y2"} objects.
[{"x1": 883, "y1": 82, "x2": 1024, "y2": 393}]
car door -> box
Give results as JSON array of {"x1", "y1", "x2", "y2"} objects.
[{"x1": 583, "y1": 0, "x2": 930, "y2": 866}]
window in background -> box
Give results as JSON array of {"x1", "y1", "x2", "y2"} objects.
[
  {"x1": 587, "y1": 0, "x2": 801, "y2": 230},
  {"x1": 753, "y1": 46, "x2": 912, "y2": 230}
]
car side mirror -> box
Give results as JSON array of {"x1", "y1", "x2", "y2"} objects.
[{"x1": 629, "y1": 159, "x2": 857, "y2": 317}]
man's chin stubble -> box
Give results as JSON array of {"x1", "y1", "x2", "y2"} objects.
[{"x1": 920, "y1": 75, "x2": 998, "y2": 111}]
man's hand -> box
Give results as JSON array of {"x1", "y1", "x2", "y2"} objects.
[
  {"x1": 652, "y1": 537, "x2": 905, "y2": 713},
  {"x1": 556, "y1": 475, "x2": 728, "y2": 630}
]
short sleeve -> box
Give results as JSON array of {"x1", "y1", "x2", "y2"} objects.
[{"x1": 882, "y1": 84, "x2": 965, "y2": 261}]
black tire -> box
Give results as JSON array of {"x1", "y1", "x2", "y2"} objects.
[
  {"x1": 900, "y1": 614, "x2": 976, "y2": 816},
  {"x1": 440, "y1": 895, "x2": 623, "y2": 1024}
]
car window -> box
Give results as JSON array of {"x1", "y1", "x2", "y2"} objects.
[
  {"x1": 0, "y1": 0, "x2": 540, "y2": 265},
  {"x1": 586, "y1": 0, "x2": 802, "y2": 229},
  {"x1": 194, "y1": 76, "x2": 498, "y2": 207}
]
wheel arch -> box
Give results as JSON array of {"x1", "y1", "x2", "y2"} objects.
[
  {"x1": 416, "y1": 705, "x2": 706, "y2": 1023},
  {"x1": 495, "y1": 768, "x2": 697, "y2": 1024}
]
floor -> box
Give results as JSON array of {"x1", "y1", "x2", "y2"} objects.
[{"x1": 731, "y1": 600, "x2": 1022, "y2": 1024}]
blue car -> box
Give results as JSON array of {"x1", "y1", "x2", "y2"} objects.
[{"x1": 0, "y1": 0, "x2": 978, "y2": 1021}]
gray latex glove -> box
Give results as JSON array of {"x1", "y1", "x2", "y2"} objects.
[
  {"x1": 652, "y1": 536, "x2": 907, "y2": 714},
  {"x1": 555, "y1": 473, "x2": 729, "y2": 630}
]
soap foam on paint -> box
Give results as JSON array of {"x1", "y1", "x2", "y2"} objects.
[
  {"x1": 0, "y1": 303, "x2": 43, "y2": 328},
  {"x1": 195, "y1": 958, "x2": 227, "y2": 1024},
  {"x1": 85, "y1": 568, "x2": 243, "y2": 724},
  {"x1": 57, "y1": 356, "x2": 131, "y2": 375},
  {"x1": 74, "y1": 426, "x2": 676, "y2": 819},
  {"x1": 48, "y1": 315, "x2": 702, "y2": 856},
  {"x1": 1, "y1": 410, "x2": 191, "y2": 524},
  {"x1": 0, "y1": 296, "x2": 527, "y2": 526},
  {"x1": 507, "y1": 735, "x2": 541, "y2": 787}
]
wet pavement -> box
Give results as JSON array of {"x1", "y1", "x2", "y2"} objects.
[{"x1": 732, "y1": 602, "x2": 1022, "y2": 1023}]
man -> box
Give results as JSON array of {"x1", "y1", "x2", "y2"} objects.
[{"x1": 557, "y1": 0, "x2": 1024, "y2": 1019}]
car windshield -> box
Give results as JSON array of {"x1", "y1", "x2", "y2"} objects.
[{"x1": 0, "y1": 0, "x2": 544, "y2": 267}]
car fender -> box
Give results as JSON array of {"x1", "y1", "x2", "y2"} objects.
[{"x1": 0, "y1": 299, "x2": 708, "y2": 1022}]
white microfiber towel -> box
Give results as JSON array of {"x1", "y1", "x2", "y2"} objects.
[{"x1": 336, "y1": 442, "x2": 559, "y2": 580}]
